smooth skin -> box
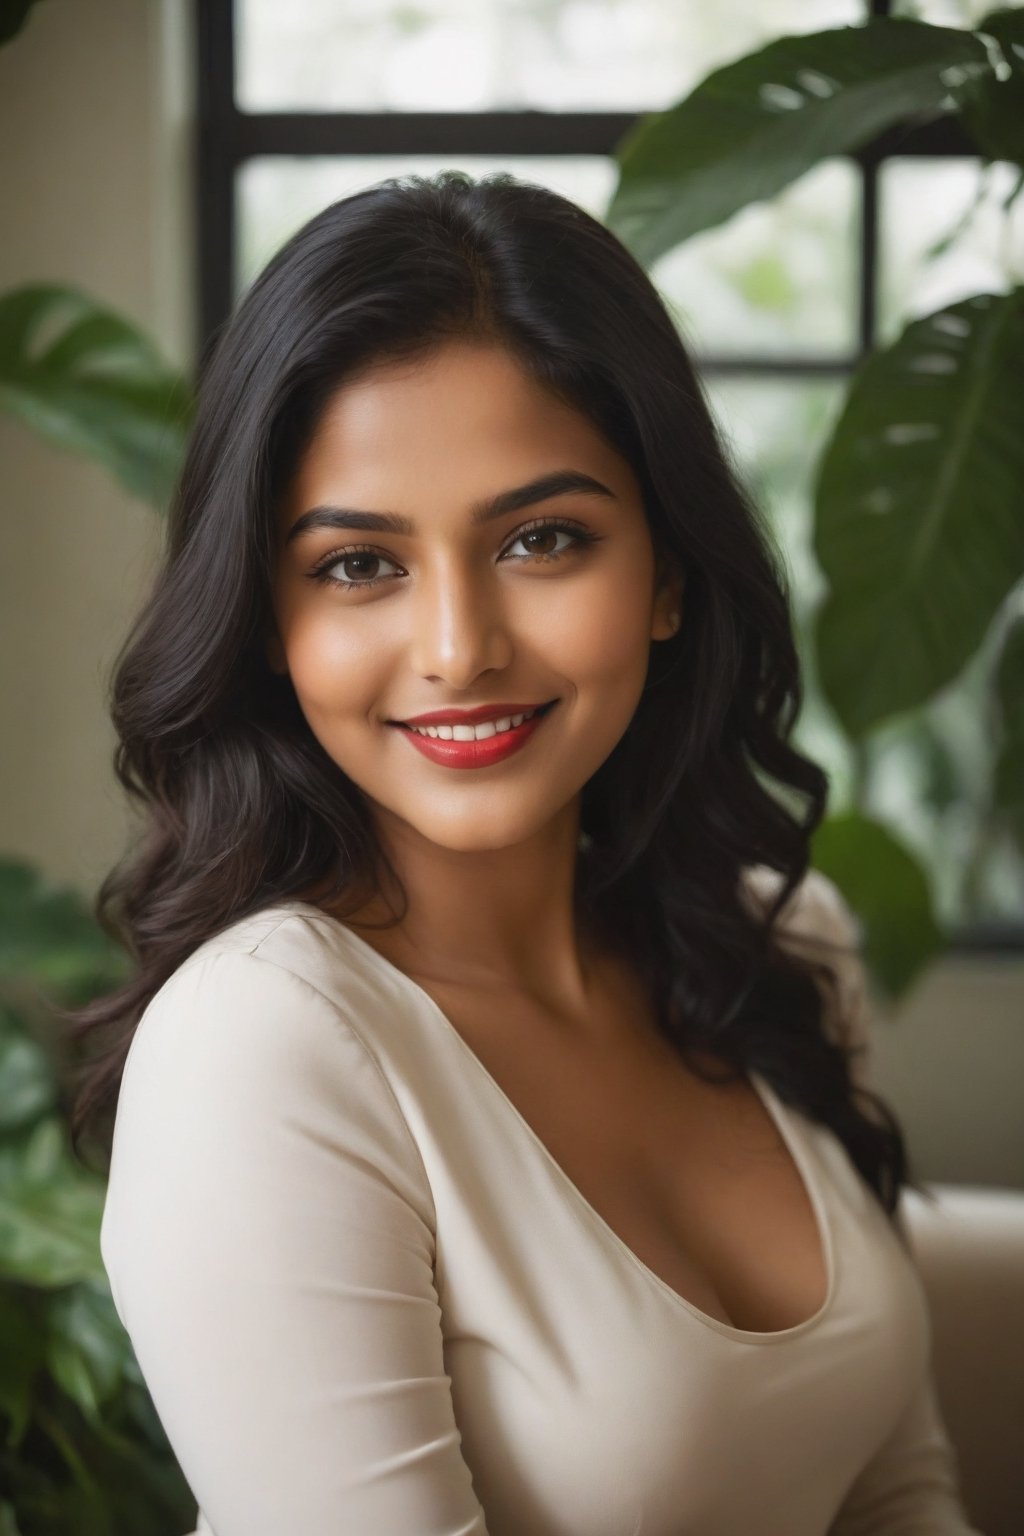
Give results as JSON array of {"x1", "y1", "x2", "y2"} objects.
[
  {"x1": 267, "y1": 338, "x2": 684, "y2": 1025},
  {"x1": 266, "y1": 339, "x2": 828, "y2": 1333}
]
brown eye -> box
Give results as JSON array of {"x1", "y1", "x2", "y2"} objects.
[
  {"x1": 502, "y1": 520, "x2": 595, "y2": 563},
  {"x1": 309, "y1": 518, "x2": 602, "y2": 595},
  {"x1": 309, "y1": 545, "x2": 404, "y2": 591},
  {"x1": 520, "y1": 527, "x2": 561, "y2": 556},
  {"x1": 340, "y1": 553, "x2": 384, "y2": 582}
]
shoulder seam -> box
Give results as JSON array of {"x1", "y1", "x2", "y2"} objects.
[
  {"x1": 241, "y1": 913, "x2": 301, "y2": 956},
  {"x1": 168, "y1": 910, "x2": 305, "y2": 977},
  {"x1": 210, "y1": 941, "x2": 438, "y2": 1231}
]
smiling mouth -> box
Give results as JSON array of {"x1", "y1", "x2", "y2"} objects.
[{"x1": 391, "y1": 699, "x2": 559, "y2": 735}]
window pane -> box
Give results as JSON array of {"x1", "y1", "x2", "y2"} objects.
[
  {"x1": 235, "y1": 0, "x2": 864, "y2": 113},
  {"x1": 237, "y1": 156, "x2": 857, "y2": 358},
  {"x1": 702, "y1": 377, "x2": 845, "y2": 626},
  {"x1": 649, "y1": 158, "x2": 859, "y2": 358},
  {"x1": 891, "y1": 0, "x2": 998, "y2": 23},
  {"x1": 703, "y1": 375, "x2": 854, "y2": 792},
  {"x1": 877, "y1": 158, "x2": 1024, "y2": 345}
]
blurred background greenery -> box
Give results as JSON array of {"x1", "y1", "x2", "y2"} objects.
[
  {"x1": 228, "y1": 0, "x2": 1024, "y2": 981},
  {"x1": 1, "y1": 0, "x2": 1021, "y2": 1531}
]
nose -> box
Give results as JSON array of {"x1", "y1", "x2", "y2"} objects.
[{"x1": 407, "y1": 556, "x2": 512, "y2": 688}]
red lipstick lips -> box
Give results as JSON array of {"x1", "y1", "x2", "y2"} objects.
[{"x1": 389, "y1": 700, "x2": 558, "y2": 770}]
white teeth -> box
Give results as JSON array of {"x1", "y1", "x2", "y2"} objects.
[{"x1": 409, "y1": 707, "x2": 540, "y2": 741}]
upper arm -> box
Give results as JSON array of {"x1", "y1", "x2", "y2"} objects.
[{"x1": 100, "y1": 946, "x2": 490, "y2": 1536}]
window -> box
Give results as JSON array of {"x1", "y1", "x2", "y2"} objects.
[{"x1": 196, "y1": 0, "x2": 1023, "y2": 941}]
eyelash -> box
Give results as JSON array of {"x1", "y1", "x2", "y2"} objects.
[{"x1": 306, "y1": 516, "x2": 604, "y2": 593}]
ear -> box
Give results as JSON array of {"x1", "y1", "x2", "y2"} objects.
[{"x1": 651, "y1": 556, "x2": 686, "y2": 643}]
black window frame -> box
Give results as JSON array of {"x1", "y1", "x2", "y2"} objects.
[{"x1": 195, "y1": 0, "x2": 1018, "y2": 952}]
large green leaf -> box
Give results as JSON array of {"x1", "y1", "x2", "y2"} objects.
[
  {"x1": 0, "y1": 1118, "x2": 106, "y2": 1287},
  {"x1": 46, "y1": 1282, "x2": 133, "y2": 1424},
  {"x1": 0, "y1": 858, "x2": 129, "y2": 1001},
  {"x1": 811, "y1": 811, "x2": 945, "y2": 1001},
  {"x1": 812, "y1": 288, "x2": 1024, "y2": 738},
  {"x1": 0, "y1": 285, "x2": 191, "y2": 509},
  {"x1": 0, "y1": 1286, "x2": 45, "y2": 1451},
  {"x1": 0, "y1": 1386, "x2": 197, "y2": 1536},
  {"x1": 604, "y1": 18, "x2": 991, "y2": 265},
  {"x1": 959, "y1": 7, "x2": 1024, "y2": 165},
  {"x1": 993, "y1": 610, "x2": 1024, "y2": 840},
  {"x1": 0, "y1": 1501, "x2": 25, "y2": 1536},
  {"x1": 0, "y1": 1003, "x2": 58, "y2": 1134}
]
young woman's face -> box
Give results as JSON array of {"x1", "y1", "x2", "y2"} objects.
[{"x1": 268, "y1": 339, "x2": 682, "y2": 854}]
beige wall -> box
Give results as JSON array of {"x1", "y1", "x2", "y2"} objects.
[
  {"x1": 869, "y1": 957, "x2": 1023, "y2": 1190},
  {"x1": 0, "y1": 0, "x2": 1020, "y2": 1188},
  {"x1": 0, "y1": 0, "x2": 192, "y2": 891}
]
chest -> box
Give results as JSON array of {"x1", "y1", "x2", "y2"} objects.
[{"x1": 418, "y1": 969, "x2": 829, "y2": 1336}]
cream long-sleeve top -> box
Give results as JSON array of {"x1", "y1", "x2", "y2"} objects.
[{"x1": 99, "y1": 869, "x2": 983, "y2": 1536}]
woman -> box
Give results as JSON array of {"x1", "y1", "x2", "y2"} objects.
[{"x1": 75, "y1": 171, "x2": 981, "y2": 1534}]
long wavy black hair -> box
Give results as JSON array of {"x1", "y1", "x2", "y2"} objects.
[{"x1": 66, "y1": 169, "x2": 923, "y2": 1224}]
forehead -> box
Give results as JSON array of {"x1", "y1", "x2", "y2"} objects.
[{"x1": 283, "y1": 342, "x2": 620, "y2": 511}]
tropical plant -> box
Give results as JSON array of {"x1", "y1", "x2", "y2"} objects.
[
  {"x1": 604, "y1": 4, "x2": 1024, "y2": 997},
  {"x1": 3, "y1": 4, "x2": 1022, "y2": 1530},
  {"x1": 0, "y1": 8, "x2": 197, "y2": 1525},
  {"x1": 0, "y1": 284, "x2": 191, "y2": 508},
  {"x1": 0, "y1": 862, "x2": 196, "y2": 1533}
]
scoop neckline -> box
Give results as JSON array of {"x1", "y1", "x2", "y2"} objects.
[{"x1": 278, "y1": 898, "x2": 838, "y2": 1348}]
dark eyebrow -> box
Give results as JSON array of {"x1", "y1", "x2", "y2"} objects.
[{"x1": 284, "y1": 468, "x2": 616, "y2": 544}]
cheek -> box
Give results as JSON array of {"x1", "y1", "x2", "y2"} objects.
[
  {"x1": 280, "y1": 608, "x2": 384, "y2": 719},
  {"x1": 551, "y1": 560, "x2": 654, "y2": 689}
]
